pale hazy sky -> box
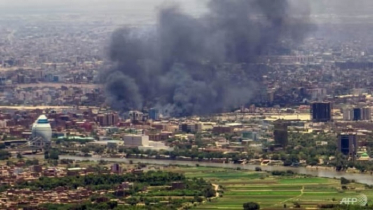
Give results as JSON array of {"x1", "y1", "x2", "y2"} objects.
[
  {"x1": 0, "y1": 0, "x2": 208, "y2": 15},
  {"x1": 1, "y1": 0, "x2": 373, "y2": 15},
  {"x1": 0, "y1": 0, "x2": 151, "y2": 6},
  {"x1": 0, "y1": 0, "x2": 204, "y2": 9}
]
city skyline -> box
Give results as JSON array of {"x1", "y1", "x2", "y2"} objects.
[{"x1": 0, "y1": 0, "x2": 373, "y2": 209}]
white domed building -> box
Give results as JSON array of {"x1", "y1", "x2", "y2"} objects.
[{"x1": 29, "y1": 115, "x2": 52, "y2": 147}]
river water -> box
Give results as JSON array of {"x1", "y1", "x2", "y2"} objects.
[{"x1": 38, "y1": 155, "x2": 373, "y2": 185}]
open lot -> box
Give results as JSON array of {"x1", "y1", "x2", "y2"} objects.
[{"x1": 165, "y1": 166, "x2": 373, "y2": 210}]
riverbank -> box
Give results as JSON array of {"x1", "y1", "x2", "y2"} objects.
[
  {"x1": 26, "y1": 155, "x2": 373, "y2": 185},
  {"x1": 76, "y1": 154, "x2": 371, "y2": 174},
  {"x1": 82, "y1": 154, "x2": 373, "y2": 176}
]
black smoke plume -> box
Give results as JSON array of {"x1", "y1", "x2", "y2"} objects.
[{"x1": 103, "y1": 0, "x2": 312, "y2": 117}]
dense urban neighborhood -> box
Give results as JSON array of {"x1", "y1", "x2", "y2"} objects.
[{"x1": 1, "y1": 0, "x2": 373, "y2": 209}]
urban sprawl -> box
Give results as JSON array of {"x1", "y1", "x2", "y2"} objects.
[{"x1": 0, "y1": 3, "x2": 373, "y2": 210}]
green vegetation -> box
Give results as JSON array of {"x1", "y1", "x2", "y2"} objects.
[
  {"x1": 79, "y1": 144, "x2": 105, "y2": 154},
  {"x1": 16, "y1": 170, "x2": 215, "y2": 209},
  {"x1": 16, "y1": 171, "x2": 186, "y2": 190},
  {"x1": 271, "y1": 170, "x2": 295, "y2": 176},
  {"x1": 284, "y1": 133, "x2": 373, "y2": 171},
  {"x1": 162, "y1": 166, "x2": 373, "y2": 210},
  {"x1": 70, "y1": 131, "x2": 371, "y2": 172},
  {"x1": 243, "y1": 202, "x2": 260, "y2": 210},
  {"x1": 43, "y1": 201, "x2": 118, "y2": 210},
  {"x1": 25, "y1": 158, "x2": 39, "y2": 166},
  {"x1": 341, "y1": 177, "x2": 351, "y2": 185},
  {"x1": 44, "y1": 149, "x2": 59, "y2": 160},
  {"x1": 0, "y1": 150, "x2": 11, "y2": 160},
  {"x1": 37, "y1": 200, "x2": 193, "y2": 210},
  {"x1": 50, "y1": 130, "x2": 373, "y2": 172}
]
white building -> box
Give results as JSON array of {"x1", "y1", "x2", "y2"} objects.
[
  {"x1": 343, "y1": 108, "x2": 354, "y2": 121},
  {"x1": 308, "y1": 88, "x2": 327, "y2": 101},
  {"x1": 30, "y1": 115, "x2": 52, "y2": 147},
  {"x1": 139, "y1": 141, "x2": 173, "y2": 151},
  {"x1": 362, "y1": 107, "x2": 371, "y2": 120},
  {"x1": 123, "y1": 134, "x2": 173, "y2": 151},
  {"x1": 123, "y1": 134, "x2": 149, "y2": 147},
  {"x1": 0, "y1": 120, "x2": 7, "y2": 128},
  {"x1": 129, "y1": 111, "x2": 144, "y2": 121}
]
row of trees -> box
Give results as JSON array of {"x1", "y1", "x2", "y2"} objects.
[
  {"x1": 44, "y1": 149, "x2": 59, "y2": 160},
  {"x1": 120, "y1": 146, "x2": 249, "y2": 164},
  {"x1": 39, "y1": 197, "x2": 198, "y2": 210},
  {"x1": 243, "y1": 202, "x2": 260, "y2": 210},
  {"x1": 16, "y1": 171, "x2": 186, "y2": 190},
  {"x1": 0, "y1": 150, "x2": 11, "y2": 160},
  {"x1": 38, "y1": 201, "x2": 118, "y2": 210}
]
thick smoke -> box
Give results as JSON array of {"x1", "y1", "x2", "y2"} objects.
[{"x1": 103, "y1": 0, "x2": 312, "y2": 117}]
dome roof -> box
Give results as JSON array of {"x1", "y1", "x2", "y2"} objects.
[
  {"x1": 38, "y1": 115, "x2": 47, "y2": 119},
  {"x1": 32, "y1": 115, "x2": 52, "y2": 142},
  {"x1": 36, "y1": 115, "x2": 49, "y2": 124}
]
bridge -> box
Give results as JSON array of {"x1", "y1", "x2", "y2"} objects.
[{"x1": 6, "y1": 136, "x2": 49, "y2": 154}]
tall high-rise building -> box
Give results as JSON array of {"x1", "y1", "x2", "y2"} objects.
[
  {"x1": 273, "y1": 120, "x2": 288, "y2": 147},
  {"x1": 353, "y1": 108, "x2": 361, "y2": 121},
  {"x1": 129, "y1": 111, "x2": 144, "y2": 123},
  {"x1": 337, "y1": 133, "x2": 358, "y2": 157},
  {"x1": 179, "y1": 123, "x2": 202, "y2": 133},
  {"x1": 97, "y1": 114, "x2": 107, "y2": 126},
  {"x1": 311, "y1": 102, "x2": 332, "y2": 122},
  {"x1": 343, "y1": 108, "x2": 354, "y2": 121},
  {"x1": 308, "y1": 88, "x2": 327, "y2": 101},
  {"x1": 97, "y1": 113, "x2": 119, "y2": 126},
  {"x1": 149, "y1": 108, "x2": 160, "y2": 120},
  {"x1": 267, "y1": 90, "x2": 274, "y2": 103},
  {"x1": 343, "y1": 107, "x2": 371, "y2": 121},
  {"x1": 106, "y1": 113, "x2": 119, "y2": 126},
  {"x1": 361, "y1": 107, "x2": 371, "y2": 120}
]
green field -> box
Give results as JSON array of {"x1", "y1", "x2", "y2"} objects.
[{"x1": 165, "y1": 166, "x2": 373, "y2": 210}]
